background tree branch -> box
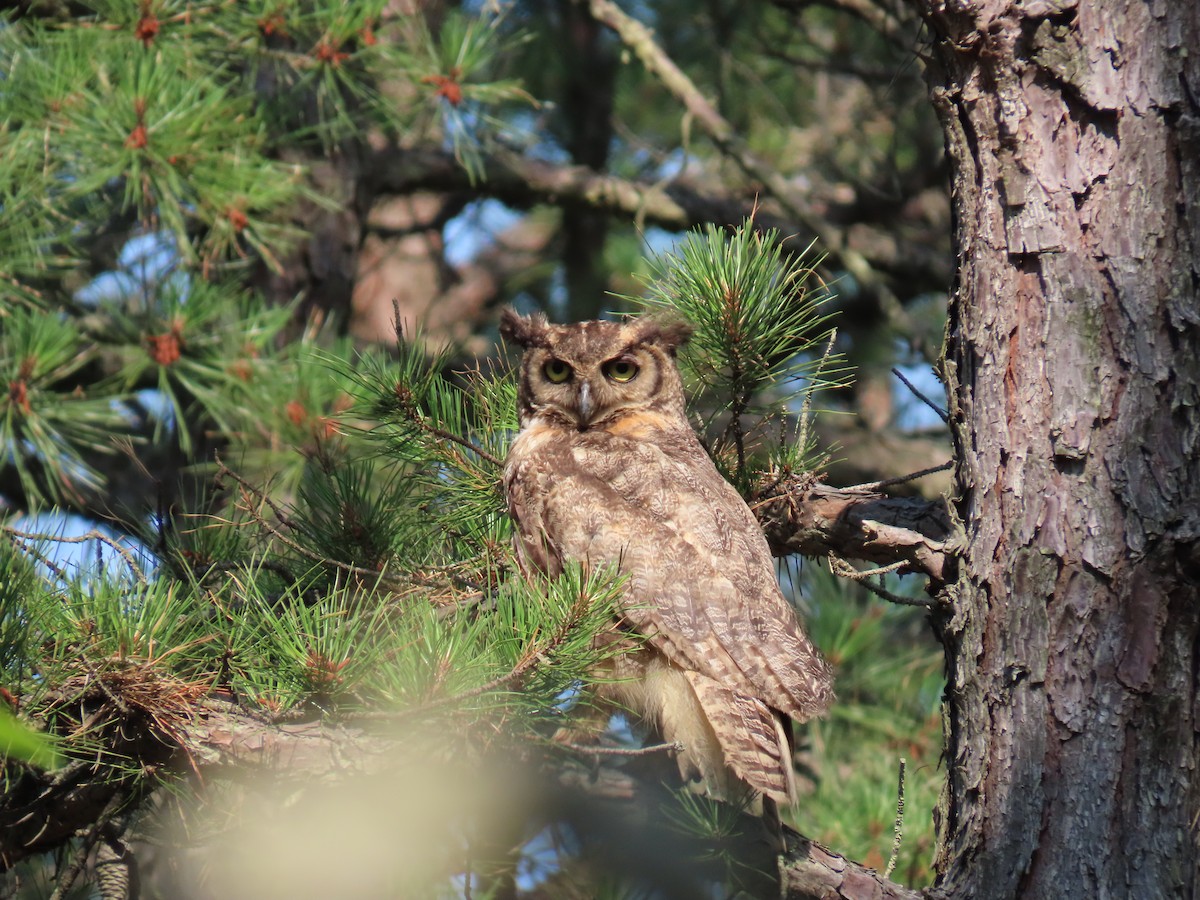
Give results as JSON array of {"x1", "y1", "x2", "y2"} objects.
[{"x1": 365, "y1": 143, "x2": 950, "y2": 296}]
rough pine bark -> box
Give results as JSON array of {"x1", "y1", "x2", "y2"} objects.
[{"x1": 916, "y1": 2, "x2": 1200, "y2": 897}]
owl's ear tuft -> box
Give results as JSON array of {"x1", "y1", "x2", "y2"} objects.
[
  {"x1": 633, "y1": 317, "x2": 693, "y2": 355},
  {"x1": 499, "y1": 308, "x2": 550, "y2": 348}
]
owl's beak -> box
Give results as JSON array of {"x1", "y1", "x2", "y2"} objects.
[{"x1": 577, "y1": 381, "x2": 594, "y2": 426}]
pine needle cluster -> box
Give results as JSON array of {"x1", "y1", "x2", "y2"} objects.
[
  {"x1": 633, "y1": 221, "x2": 847, "y2": 493},
  {"x1": 1, "y1": 1, "x2": 528, "y2": 509}
]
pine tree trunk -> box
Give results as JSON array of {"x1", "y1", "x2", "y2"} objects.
[{"x1": 918, "y1": 2, "x2": 1200, "y2": 897}]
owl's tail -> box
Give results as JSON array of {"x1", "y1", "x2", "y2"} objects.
[{"x1": 683, "y1": 672, "x2": 797, "y2": 806}]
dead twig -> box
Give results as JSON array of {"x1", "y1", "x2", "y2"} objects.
[
  {"x1": 851, "y1": 461, "x2": 953, "y2": 492},
  {"x1": 559, "y1": 740, "x2": 684, "y2": 758},
  {"x1": 892, "y1": 366, "x2": 949, "y2": 424},
  {"x1": 827, "y1": 553, "x2": 936, "y2": 607},
  {"x1": 885, "y1": 758, "x2": 907, "y2": 879},
  {"x1": 3, "y1": 527, "x2": 148, "y2": 586}
]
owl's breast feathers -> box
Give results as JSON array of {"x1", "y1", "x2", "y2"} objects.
[{"x1": 505, "y1": 415, "x2": 835, "y2": 803}]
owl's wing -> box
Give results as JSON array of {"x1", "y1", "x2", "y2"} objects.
[{"x1": 508, "y1": 435, "x2": 834, "y2": 722}]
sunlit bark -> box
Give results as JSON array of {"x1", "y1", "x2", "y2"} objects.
[{"x1": 917, "y1": 2, "x2": 1200, "y2": 896}]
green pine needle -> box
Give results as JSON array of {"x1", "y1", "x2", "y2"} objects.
[{"x1": 630, "y1": 219, "x2": 848, "y2": 489}]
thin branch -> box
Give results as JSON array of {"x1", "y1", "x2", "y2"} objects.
[
  {"x1": 892, "y1": 367, "x2": 949, "y2": 423},
  {"x1": 392, "y1": 302, "x2": 504, "y2": 469},
  {"x1": 585, "y1": 0, "x2": 821, "y2": 230},
  {"x1": 211, "y1": 460, "x2": 491, "y2": 615},
  {"x1": 407, "y1": 416, "x2": 504, "y2": 470},
  {"x1": 4, "y1": 532, "x2": 71, "y2": 584},
  {"x1": 47, "y1": 787, "x2": 129, "y2": 900},
  {"x1": 213, "y1": 458, "x2": 407, "y2": 586},
  {"x1": 851, "y1": 461, "x2": 953, "y2": 492},
  {"x1": 198, "y1": 558, "x2": 299, "y2": 586},
  {"x1": 3, "y1": 526, "x2": 148, "y2": 585},
  {"x1": 828, "y1": 553, "x2": 936, "y2": 607},
  {"x1": 81, "y1": 659, "x2": 131, "y2": 718},
  {"x1": 829, "y1": 555, "x2": 907, "y2": 579},
  {"x1": 393, "y1": 659, "x2": 531, "y2": 717},
  {"x1": 435, "y1": 591, "x2": 493, "y2": 620},
  {"x1": 559, "y1": 740, "x2": 684, "y2": 758}
]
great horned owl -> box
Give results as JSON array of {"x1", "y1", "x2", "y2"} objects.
[{"x1": 500, "y1": 310, "x2": 834, "y2": 808}]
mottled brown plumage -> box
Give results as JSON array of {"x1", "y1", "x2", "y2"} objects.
[{"x1": 500, "y1": 310, "x2": 834, "y2": 806}]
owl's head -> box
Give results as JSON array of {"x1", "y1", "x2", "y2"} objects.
[{"x1": 500, "y1": 310, "x2": 693, "y2": 432}]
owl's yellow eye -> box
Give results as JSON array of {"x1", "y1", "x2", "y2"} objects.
[
  {"x1": 603, "y1": 358, "x2": 640, "y2": 383},
  {"x1": 543, "y1": 359, "x2": 573, "y2": 383}
]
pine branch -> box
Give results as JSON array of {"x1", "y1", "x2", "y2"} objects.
[
  {"x1": 2, "y1": 526, "x2": 148, "y2": 586},
  {"x1": 387, "y1": 580, "x2": 600, "y2": 719},
  {"x1": 214, "y1": 457, "x2": 409, "y2": 587}
]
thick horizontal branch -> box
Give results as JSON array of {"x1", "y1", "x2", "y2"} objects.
[
  {"x1": 2, "y1": 697, "x2": 927, "y2": 897},
  {"x1": 186, "y1": 702, "x2": 928, "y2": 897},
  {"x1": 784, "y1": 835, "x2": 924, "y2": 900},
  {"x1": 755, "y1": 474, "x2": 954, "y2": 583},
  {"x1": 0, "y1": 700, "x2": 393, "y2": 871},
  {"x1": 181, "y1": 700, "x2": 394, "y2": 775}
]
